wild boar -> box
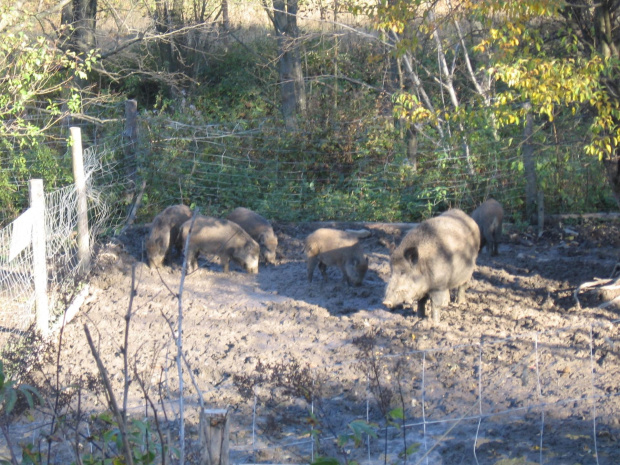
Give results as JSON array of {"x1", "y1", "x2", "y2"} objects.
[
  {"x1": 146, "y1": 204, "x2": 192, "y2": 268},
  {"x1": 305, "y1": 228, "x2": 369, "y2": 286},
  {"x1": 226, "y1": 207, "x2": 278, "y2": 265},
  {"x1": 383, "y1": 209, "x2": 480, "y2": 322},
  {"x1": 180, "y1": 215, "x2": 260, "y2": 274},
  {"x1": 471, "y1": 198, "x2": 504, "y2": 256}
]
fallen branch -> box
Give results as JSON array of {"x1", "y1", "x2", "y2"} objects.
[
  {"x1": 574, "y1": 275, "x2": 620, "y2": 309},
  {"x1": 599, "y1": 294, "x2": 620, "y2": 309}
]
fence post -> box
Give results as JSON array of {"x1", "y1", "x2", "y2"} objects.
[
  {"x1": 122, "y1": 99, "x2": 147, "y2": 229},
  {"x1": 199, "y1": 408, "x2": 230, "y2": 465},
  {"x1": 124, "y1": 99, "x2": 138, "y2": 186},
  {"x1": 29, "y1": 179, "x2": 49, "y2": 336},
  {"x1": 71, "y1": 127, "x2": 91, "y2": 276}
]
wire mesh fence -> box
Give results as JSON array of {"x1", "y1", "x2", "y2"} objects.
[
  {"x1": 0, "y1": 134, "x2": 134, "y2": 346},
  {"x1": 102, "y1": 318, "x2": 617, "y2": 465},
  {"x1": 137, "y1": 115, "x2": 613, "y2": 225},
  {"x1": 217, "y1": 320, "x2": 619, "y2": 464}
]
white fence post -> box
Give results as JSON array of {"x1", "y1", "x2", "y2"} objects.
[
  {"x1": 29, "y1": 179, "x2": 49, "y2": 336},
  {"x1": 71, "y1": 126, "x2": 91, "y2": 276}
]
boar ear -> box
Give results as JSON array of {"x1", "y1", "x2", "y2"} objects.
[{"x1": 403, "y1": 246, "x2": 419, "y2": 265}]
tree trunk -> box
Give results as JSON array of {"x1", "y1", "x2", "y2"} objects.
[
  {"x1": 406, "y1": 128, "x2": 418, "y2": 171},
  {"x1": 272, "y1": 0, "x2": 306, "y2": 129},
  {"x1": 222, "y1": 0, "x2": 230, "y2": 34},
  {"x1": 522, "y1": 102, "x2": 538, "y2": 223},
  {"x1": 61, "y1": 0, "x2": 98, "y2": 55},
  {"x1": 153, "y1": 0, "x2": 184, "y2": 73},
  {"x1": 603, "y1": 150, "x2": 620, "y2": 208},
  {"x1": 154, "y1": 0, "x2": 175, "y2": 71}
]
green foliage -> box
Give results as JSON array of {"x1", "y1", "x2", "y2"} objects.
[
  {"x1": 0, "y1": 6, "x2": 104, "y2": 224},
  {"x1": 79, "y1": 412, "x2": 173, "y2": 465},
  {"x1": 0, "y1": 360, "x2": 42, "y2": 422},
  {"x1": 196, "y1": 40, "x2": 278, "y2": 122}
]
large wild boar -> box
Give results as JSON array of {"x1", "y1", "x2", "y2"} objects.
[
  {"x1": 180, "y1": 215, "x2": 260, "y2": 274},
  {"x1": 226, "y1": 207, "x2": 278, "y2": 265},
  {"x1": 470, "y1": 198, "x2": 504, "y2": 256},
  {"x1": 383, "y1": 209, "x2": 480, "y2": 322},
  {"x1": 146, "y1": 204, "x2": 192, "y2": 268},
  {"x1": 305, "y1": 228, "x2": 369, "y2": 286}
]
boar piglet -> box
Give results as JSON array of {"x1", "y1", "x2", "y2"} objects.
[
  {"x1": 226, "y1": 207, "x2": 278, "y2": 265},
  {"x1": 180, "y1": 215, "x2": 260, "y2": 274},
  {"x1": 470, "y1": 198, "x2": 504, "y2": 256},
  {"x1": 383, "y1": 209, "x2": 480, "y2": 323},
  {"x1": 305, "y1": 228, "x2": 369, "y2": 286},
  {"x1": 146, "y1": 204, "x2": 192, "y2": 268}
]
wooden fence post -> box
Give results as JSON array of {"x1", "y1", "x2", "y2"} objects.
[
  {"x1": 71, "y1": 127, "x2": 91, "y2": 276},
  {"x1": 124, "y1": 99, "x2": 138, "y2": 186},
  {"x1": 199, "y1": 408, "x2": 230, "y2": 465},
  {"x1": 122, "y1": 99, "x2": 146, "y2": 230},
  {"x1": 29, "y1": 179, "x2": 49, "y2": 336}
]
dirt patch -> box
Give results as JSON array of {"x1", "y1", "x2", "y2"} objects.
[{"x1": 30, "y1": 219, "x2": 620, "y2": 464}]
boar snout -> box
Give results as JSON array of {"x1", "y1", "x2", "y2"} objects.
[
  {"x1": 264, "y1": 250, "x2": 277, "y2": 265},
  {"x1": 245, "y1": 258, "x2": 259, "y2": 274}
]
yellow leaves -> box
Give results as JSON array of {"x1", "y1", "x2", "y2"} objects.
[
  {"x1": 505, "y1": 114, "x2": 519, "y2": 125},
  {"x1": 392, "y1": 92, "x2": 433, "y2": 124}
]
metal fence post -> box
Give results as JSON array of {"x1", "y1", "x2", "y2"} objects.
[{"x1": 29, "y1": 179, "x2": 49, "y2": 335}]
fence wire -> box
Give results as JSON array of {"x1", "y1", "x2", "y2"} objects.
[
  {"x1": 214, "y1": 319, "x2": 619, "y2": 465},
  {"x1": 139, "y1": 116, "x2": 611, "y2": 223},
  {"x1": 0, "y1": 135, "x2": 133, "y2": 345}
]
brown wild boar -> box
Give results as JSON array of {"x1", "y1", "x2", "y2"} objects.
[
  {"x1": 226, "y1": 207, "x2": 278, "y2": 265},
  {"x1": 383, "y1": 209, "x2": 480, "y2": 322},
  {"x1": 146, "y1": 204, "x2": 192, "y2": 268},
  {"x1": 305, "y1": 228, "x2": 369, "y2": 286},
  {"x1": 470, "y1": 198, "x2": 504, "y2": 256},
  {"x1": 180, "y1": 215, "x2": 260, "y2": 274}
]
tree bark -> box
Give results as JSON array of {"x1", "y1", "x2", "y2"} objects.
[
  {"x1": 61, "y1": 0, "x2": 98, "y2": 54},
  {"x1": 271, "y1": 0, "x2": 306, "y2": 128},
  {"x1": 406, "y1": 128, "x2": 418, "y2": 171},
  {"x1": 603, "y1": 150, "x2": 620, "y2": 207},
  {"x1": 153, "y1": 0, "x2": 185, "y2": 73},
  {"x1": 523, "y1": 102, "x2": 538, "y2": 223}
]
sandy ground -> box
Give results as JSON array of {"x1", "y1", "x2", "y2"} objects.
[{"x1": 22, "y1": 218, "x2": 620, "y2": 464}]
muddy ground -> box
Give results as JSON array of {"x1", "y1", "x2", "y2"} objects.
[{"x1": 29, "y1": 217, "x2": 620, "y2": 464}]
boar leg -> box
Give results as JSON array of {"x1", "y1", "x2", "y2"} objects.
[
  {"x1": 318, "y1": 261, "x2": 329, "y2": 280},
  {"x1": 307, "y1": 256, "x2": 319, "y2": 282},
  {"x1": 417, "y1": 295, "x2": 430, "y2": 319},
  {"x1": 220, "y1": 254, "x2": 231, "y2": 273},
  {"x1": 337, "y1": 264, "x2": 351, "y2": 285},
  {"x1": 429, "y1": 289, "x2": 450, "y2": 322},
  {"x1": 454, "y1": 284, "x2": 468, "y2": 304},
  {"x1": 185, "y1": 247, "x2": 198, "y2": 272}
]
